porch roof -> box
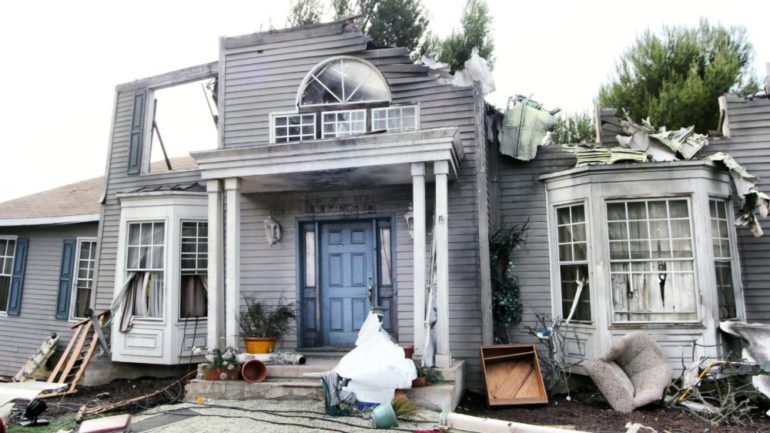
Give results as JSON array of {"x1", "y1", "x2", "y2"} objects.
[{"x1": 191, "y1": 127, "x2": 464, "y2": 193}]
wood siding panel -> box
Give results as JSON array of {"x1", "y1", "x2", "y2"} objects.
[{"x1": 0, "y1": 223, "x2": 98, "y2": 376}]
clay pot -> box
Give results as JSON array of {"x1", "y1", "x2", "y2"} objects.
[
  {"x1": 203, "y1": 367, "x2": 239, "y2": 381},
  {"x1": 412, "y1": 376, "x2": 429, "y2": 387},
  {"x1": 401, "y1": 344, "x2": 414, "y2": 359},
  {"x1": 243, "y1": 337, "x2": 277, "y2": 354},
  {"x1": 241, "y1": 359, "x2": 268, "y2": 384}
]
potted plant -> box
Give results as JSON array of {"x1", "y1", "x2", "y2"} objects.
[
  {"x1": 239, "y1": 297, "x2": 296, "y2": 354},
  {"x1": 412, "y1": 360, "x2": 444, "y2": 387},
  {"x1": 200, "y1": 346, "x2": 241, "y2": 380}
]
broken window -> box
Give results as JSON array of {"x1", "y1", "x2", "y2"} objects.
[
  {"x1": 148, "y1": 79, "x2": 218, "y2": 173},
  {"x1": 711, "y1": 199, "x2": 737, "y2": 320},
  {"x1": 180, "y1": 221, "x2": 208, "y2": 319},
  {"x1": 126, "y1": 222, "x2": 165, "y2": 318},
  {"x1": 607, "y1": 199, "x2": 697, "y2": 322},
  {"x1": 0, "y1": 238, "x2": 16, "y2": 313},
  {"x1": 556, "y1": 204, "x2": 591, "y2": 322},
  {"x1": 72, "y1": 239, "x2": 97, "y2": 319}
]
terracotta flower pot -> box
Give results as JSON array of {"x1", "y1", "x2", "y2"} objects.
[
  {"x1": 203, "y1": 367, "x2": 239, "y2": 381},
  {"x1": 243, "y1": 336, "x2": 277, "y2": 354},
  {"x1": 401, "y1": 344, "x2": 414, "y2": 359},
  {"x1": 241, "y1": 359, "x2": 268, "y2": 384},
  {"x1": 412, "y1": 376, "x2": 429, "y2": 387}
]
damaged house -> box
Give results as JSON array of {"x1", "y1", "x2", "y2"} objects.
[{"x1": 0, "y1": 18, "x2": 769, "y2": 401}]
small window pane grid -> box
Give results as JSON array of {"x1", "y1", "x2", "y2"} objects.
[
  {"x1": 273, "y1": 114, "x2": 315, "y2": 143},
  {"x1": 607, "y1": 199, "x2": 697, "y2": 322},
  {"x1": 710, "y1": 199, "x2": 737, "y2": 320},
  {"x1": 73, "y1": 240, "x2": 97, "y2": 319},
  {"x1": 127, "y1": 222, "x2": 165, "y2": 271},
  {"x1": 322, "y1": 110, "x2": 366, "y2": 138},
  {"x1": 372, "y1": 106, "x2": 417, "y2": 132},
  {"x1": 181, "y1": 222, "x2": 208, "y2": 274},
  {"x1": 0, "y1": 238, "x2": 16, "y2": 313},
  {"x1": 556, "y1": 204, "x2": 591, "y2": 322}
]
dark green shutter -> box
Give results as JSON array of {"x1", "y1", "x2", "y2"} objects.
[
  {"x1": 128, "y1": 91, "x2": 146, "y2": 174},
  {"x1": 6, "y1": 238, "x2": 29, "y2": 316},
  {"x1": 55, "y1": 239, "x2": 77, "y2": 320}
]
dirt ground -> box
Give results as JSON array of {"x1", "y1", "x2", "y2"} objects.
[{"x1": 457, "y1": 387, "x2": 770, "y2": 433}]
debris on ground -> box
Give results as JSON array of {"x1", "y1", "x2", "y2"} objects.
[
  {"x1": 78, "y1": 413, "x2": 131, "y2": 433},
  {"x1": 479, "y1": 344, "x2": 548, "y2": 406},
  {"x1": 75, "y1": 371, "x2": 195, "y2": 422},
  {"x1": 441, "y1": 411, "x2": 588, "y2": 433},
  {"x1": 14, "y1": 333, "x2": 59, "y2": 382}
]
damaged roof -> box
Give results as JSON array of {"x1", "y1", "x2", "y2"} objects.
[
  {"x1": 0, "y1": 156, "x2": 199, "y2": 227},
  {"x1": 0, "y1": 176, "x2": 102, "y2": 226}
]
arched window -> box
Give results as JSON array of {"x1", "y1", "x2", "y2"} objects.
[{"x1": 298, "y1": 57, "x2": 390, "y2": 107}]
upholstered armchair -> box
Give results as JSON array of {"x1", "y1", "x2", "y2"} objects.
[{"x1": 585, "y1": 331, "x2": 673, "y2": 413}]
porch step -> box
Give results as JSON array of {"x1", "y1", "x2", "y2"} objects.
[{"x1": 184, "y1": 359, "x2": 465, "y2": 410}]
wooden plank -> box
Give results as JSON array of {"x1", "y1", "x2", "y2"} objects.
[
  {"x1": 483, "y1": 351, "x2": 536, "y2": 362},
  {"x1": 57, "y1": 321, "x2": 91, "y2": 384},
  {"x1": 48, "y1": 325, "x2": 83, "y2": 382},
  {"x1": 67, "y1": 316, "x2": 104, "y2": 391}
]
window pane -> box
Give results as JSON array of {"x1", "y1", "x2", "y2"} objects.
[
  {"x1": 560, "y1": 264, "x2": 590, "y2": 321},
  {"x1": 716, "y1": 261, "x2": 736, "y2": 319},
  {"x1": 153, "y1": 223, "x2": 165, "y2": 244},
  {"x1": 669, "y1": 200, "x2": 689, "y2": 218},
  {"x1": 572, "y1": 224, "x2": 586, "y2": 242},
  {"x1": 0, "y1": 276, "x2": 10, "y2": 313},
  {"x1": 152, "y1": 246, "x2": 164, "y2": 269},
  {"x1": 129, "y1": 224, "x2": 140, "y2": 246},
  {"x1": 180, "y1": 275, "x2": 207, "y2": 318},
  {"x1": 557, "y1": 207, "x2": 571, "y2": 225},
  {"x1": 573, "y1": 242, "x2": 587, "y2": 261},
  {"x1": 379, "y1": 227, "x2": 392, "y2": 287},
  {"x1": 607, "y1": 199, "x2": 695, "y2": 322},
  {"x1": 305, "y1": 230, "x2": 315, "y2": 287},
  {"x1": 607, "y1": 203, "x2": 626, "y2": 221},
  {"x1": 557, "y1": 226, "x2": 571, "y2": 243}
]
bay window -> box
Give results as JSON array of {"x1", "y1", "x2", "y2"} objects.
[{"x1": 543, "y1": 162, "x2": 743, "y2": 363}]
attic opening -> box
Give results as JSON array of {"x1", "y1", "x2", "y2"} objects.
[{"x1": 148, "y1": 78, "x2": 218, "y2": 173}]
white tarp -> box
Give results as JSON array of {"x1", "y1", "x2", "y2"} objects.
[{"x1": 334, "y1": 312, "x2": 417, "y2": 404}]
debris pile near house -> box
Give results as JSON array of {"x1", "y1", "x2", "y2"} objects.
[
  {"x1": 13, "y1": 333, "x2": 59, "y2": 382},
  {"x1": 564, "y1": 115, "x2": 770, "y2": 237}
]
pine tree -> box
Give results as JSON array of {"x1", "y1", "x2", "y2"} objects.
[
  {"x1": 550, "y1": 112, "x2": 596, "y2": 145},
  {"x1": 287, "y1": 0, "x2": 324, "y2": 27},
  {"x1": 421, "y1": 0, "x2": 494, "y2": 73},
  {"x1": 599, "y1": 19, "x2": 758, "y2": 133}
]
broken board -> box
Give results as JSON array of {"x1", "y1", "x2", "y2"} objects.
[{"x1": 480, "y1": 344, "x2": 548, "y2": 406}]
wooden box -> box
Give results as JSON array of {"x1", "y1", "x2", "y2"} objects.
[{"x1": 480, "y1": 344, "x2": 548, "y2": 406}]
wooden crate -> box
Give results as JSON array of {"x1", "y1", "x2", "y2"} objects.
[{"x1": 480, "y1": 344, "x2": 548, "y2": 406}]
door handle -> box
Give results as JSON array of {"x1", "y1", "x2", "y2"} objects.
[{"x1": 367, "y1": 285, "x2": 374, "y2": 302}]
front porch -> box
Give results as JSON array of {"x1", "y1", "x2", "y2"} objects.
[{"x1": 192, "y1": 128, "x2": 466, "y2": 368}]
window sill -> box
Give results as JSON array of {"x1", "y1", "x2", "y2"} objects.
[{"x1": 609, "y1": 321, "x2": 704, "y2": 330}]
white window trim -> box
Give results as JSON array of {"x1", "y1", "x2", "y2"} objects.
[
  {"x1": 69, "y1": 237, "x2": 98, "y2": 321},
  {"x1": 321, "y1": 109, "x2": 367, "y2": 139},
  {"x1": 124, "y1": 219, "x2": 167, "y2": 322},
  {"x1": 371, "y1": 105, "x2": 420, "y2": 133},
  {"x1": 269, "y1": 111, "x2": 316, "y2": 144},
  {"x1": 0, "y1": 235, "x2": 18, "y2": 316},
  {"x1": 296, "y1": 55, "x2": 392, "y2": 108}
]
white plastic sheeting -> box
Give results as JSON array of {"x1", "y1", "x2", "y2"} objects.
[
  {"x1": 334, "y1": 312, "x2": 417, "y2": 404},
  {"x1": 451, "y1": 48, "x2": 496, "y2": 95},
  {"x1": 719, "y1": 321, "x2": 770, "y2": 401}
]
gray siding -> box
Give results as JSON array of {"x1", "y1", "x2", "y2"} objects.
[
  {"x1": 220, "y1": 26, "x2": 484, "y2": 387},
  {"x1": 492, "y1": 146, "x2": 576, "y2": 341},
  {"x1": 93, "y1": 88, "x2": 203, "y2": 313},
  {"x1": 0, "y1": 222, "x2": 98, "y2": 376},
  {"x1": 708, "y1": 95, "x2": 770, "y2": 323}
]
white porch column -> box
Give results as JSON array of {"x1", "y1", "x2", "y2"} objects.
[
  {"x1": 434, "y1": 161, "x2": 451, "y2": 368},
  {"x1": 207, "y1": 180, "x2": 224, "y2": 350},
  {"x1": 224, "y1": 178, "x2": 242, "y2": 347},
  {"x1": 411, "y1": 163, "x2": 427, "y2": 356}
]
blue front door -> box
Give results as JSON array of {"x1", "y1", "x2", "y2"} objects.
[{"x1": 320, "y1": 221, "x2": 374, "y2": 346}]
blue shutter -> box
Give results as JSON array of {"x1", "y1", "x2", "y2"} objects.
[
  {"x1": 6, "y1": 238, "x2": 29, "y2": 316},
  {"x1": 55, "y1": 239, "x2": 77, "y2": 320},
  {"x1": 127, "y1": 91, "x2": 146, "y2": 174}
]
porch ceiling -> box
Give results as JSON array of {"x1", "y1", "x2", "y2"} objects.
[{"x1": 191, "y1": 128, "x2": 464, "y2": 193}]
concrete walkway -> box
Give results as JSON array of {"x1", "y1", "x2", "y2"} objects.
[{"x1": 132, "y1": 399, "x2": 440, "y2": 432}]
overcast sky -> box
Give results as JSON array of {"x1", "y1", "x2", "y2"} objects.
[{"x1": 0, "y1": 0, "x2": 767, "y2": 203}]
